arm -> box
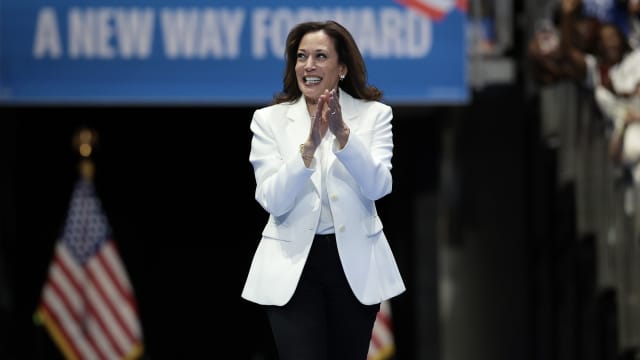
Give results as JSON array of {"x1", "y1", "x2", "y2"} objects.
[
  {"x1": 334, "y1": 103, "x2": 393, "y2": 200},
  {"x1": 249, "y1": 109, "x2": 314, "y2": 217},
  {"x1": 609, "y1": 108, "x2": 640, "y2": 163}
]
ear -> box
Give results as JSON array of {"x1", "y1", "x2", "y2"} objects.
[{"x1": 340, "y1": 65, "x2": 347, "y2": 80}]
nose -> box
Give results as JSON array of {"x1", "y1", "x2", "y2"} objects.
[{"x1": 304, "y1": 57, "x2": 315, "y2": 71}]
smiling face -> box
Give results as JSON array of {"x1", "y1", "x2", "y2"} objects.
[{"x1": 295, "y1": 30, "x2": 346, "y2": 105}]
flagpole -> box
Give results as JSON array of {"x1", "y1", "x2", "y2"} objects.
[{"x1": 72, "y1": 127, "x2": 97, "y2": 182}]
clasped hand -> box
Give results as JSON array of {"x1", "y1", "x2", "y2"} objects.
[{"x1": 308, "y1": 89, "x2": 347, "y2": 149}]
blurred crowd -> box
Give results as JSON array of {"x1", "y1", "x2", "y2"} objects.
[
  {"x1": 529, "y1": 0, "x2": 640, "y2": 180},
  {"x1": 527, "y1": 0, "x2": 640, "y2": 357}
]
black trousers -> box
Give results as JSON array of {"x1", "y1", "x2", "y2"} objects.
[{"x1": 265, "y1": 234, "x2": 380, "y2": 360}]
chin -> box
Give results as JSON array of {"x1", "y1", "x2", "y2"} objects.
[{"x1": 302, "y1": 89, "x2": 320, "y2": 99}]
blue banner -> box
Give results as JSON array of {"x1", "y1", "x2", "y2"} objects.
[{"x1": 0, "y1": 1, "x2": 468, "y2": 105}]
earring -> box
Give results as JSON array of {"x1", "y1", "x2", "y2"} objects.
[{"x1": 340, "y1": 74, "x2": 345, "y2": 81}]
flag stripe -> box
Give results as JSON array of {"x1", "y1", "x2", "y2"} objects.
[
  {"x1": 87, "y1": 312, "x2": 119, "y2": 360},
  {"x1": 87, "y1": 255, "x2": 138, "y2": 343},
  {"x1": 53, "y1": 246, "x2": 117, "y2": 360},
  {"x1": 102, "y1": 244, "x2": 142, "y2": 337},
  {"x1": 47, "y1": 262, "x2": 112, "y2": 360},
  {"x1": 38, "y1": 306, "x2": 81, "y2": 360},
  {"x1": 103, "y1": 243, "x2": 135, "y2": 295},
  {"x1": 85, "y1": 262, "x2": 132, "y2": 356},
  {"x1": 43, "y1": 289, "x2": 98, "y2": 360},
  {"x1": 93, "y1": 246, "x2": 141, "y2": 336},
  {"x1": 50, "y1": 264, "x2": 82, "y2": 315},
  {"x1": 56, "y1": 245, "x2": 86, "y2": 300},
  {"x1": 367, "y1": 300, "x2": 395, "y2": 360}
]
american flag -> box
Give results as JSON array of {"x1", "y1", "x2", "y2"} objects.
[
  {"x1": 35, "y1": 178, "x2": 144, "y2": 360},
  {"x1": 368, "y1": 300, "x2": 396, "y2": 360}
]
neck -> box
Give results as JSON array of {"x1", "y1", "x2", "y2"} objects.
[{"x1": 305, "y1": 96, "x2": 318, "y2": 117}]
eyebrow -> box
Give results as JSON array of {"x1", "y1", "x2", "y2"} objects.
[{"x1": 298, "y1": 45, "x2": 330, "y2": 52}]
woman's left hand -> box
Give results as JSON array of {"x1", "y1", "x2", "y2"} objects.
[{"x1": 322, "y1": 89, "x2": 350, "y2": 148}]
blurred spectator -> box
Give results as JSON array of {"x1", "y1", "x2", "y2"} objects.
[
  {"x1": 526, "y1": 0, "x2": 640, "y2": 86},
  {"x1": 585, "y1": 23, "x2": 633, "y2": 116},
  {"x1": 527, "y1": 0, "x2": 600, "y2": 85},
  {"x1": 608, "y1": 49, "x2": 640, "y2": 184}
]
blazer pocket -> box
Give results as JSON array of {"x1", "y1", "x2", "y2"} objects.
[
  {"x1": 261, "y1": 220, "x2": 293, "y2": 242},
  {"x1": 362, "y1": 215, "x2": 383, "y2": 237}
]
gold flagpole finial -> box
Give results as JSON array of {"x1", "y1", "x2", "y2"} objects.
[{"x1": 72, "y1": 127, "x2": 98, "y2": 182}]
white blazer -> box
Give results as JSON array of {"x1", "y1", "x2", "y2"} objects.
[{"x1": 241, "y1": 89, "x2": 406, "y2": 306}]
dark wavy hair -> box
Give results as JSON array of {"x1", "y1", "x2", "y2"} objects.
[{"x1": 272, "y1": 20, "x2": 382, "y2": 104}]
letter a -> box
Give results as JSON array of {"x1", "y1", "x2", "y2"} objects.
[{"x1": 33, "y1": 7, "x2": 63, "y2": 58}]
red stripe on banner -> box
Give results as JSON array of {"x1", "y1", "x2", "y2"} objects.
[
  {"x1": 394, "y1": 0, "x2": 447, "y2": 20},
  {"x1": 456, "y1": 0, "x2": 468, "y2": 12}
]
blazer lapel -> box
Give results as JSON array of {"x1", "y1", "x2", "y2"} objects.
[{"x1": 338, "y1": 88, "x2": 358, "y2": 125}]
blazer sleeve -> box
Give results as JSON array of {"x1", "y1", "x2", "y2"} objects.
[
  {"x1": 334, "y1": 102, "x2": 393, "y2": 200},
  {"x1": 249, "y1": 107, "x2": 314, "y2": 217}
]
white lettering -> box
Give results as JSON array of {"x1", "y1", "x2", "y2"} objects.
[
  {"x1": 378, "y1": 8, "x2": 403, "y2": 58},
  {"x1": 251, "y1": 9, "x2": 270, "y2": 58},
  {"x1": 33, "y1": 6, "x2": 433, "y2": 62},
  {"x1": 96, "y1": 9, "x2": 115, "y2": 58},
  {"x1": 264, "y1": 8, "x2": 297, "y2": 58},
  {"x1": 113, "y1": 8, "x2": 154, "y2": 59},
  {"x1": 405, "y1": 11, "x2": 431, "y2": 58},
  {"x1": 161, "y1": 8, "x2": 245, "y2": 59},
  {"x1": 160, "y1": 8, "x2": 199, "y2": 58},
  {"x1": 350, "y1": 8, "x2": 378, "y2": 58},
  {"x1": 33, "y1": 7, "x2": 62, "y2": 58},
  {"x1": 251, "y1": 7, "x2": 432, "y2": 60},
  {"x1": 251, "y1": 8, "x2": 297, "y2": 59},
  {"x1": 68, "y1": 8, "x2": 114, "y2": 58},
  {"x1": 199, "y1": 9, "x2": 244, "y2": 58},
  {"x1": 68, "y1": 8, "x2": 154, "y2": 59}
]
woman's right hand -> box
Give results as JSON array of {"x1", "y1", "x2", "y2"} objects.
[{"x1": 307, "y1": 94, "x2": 329, "y2": 149}]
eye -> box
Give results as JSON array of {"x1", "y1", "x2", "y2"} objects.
[{"x1": 296, "y1": 53, "x2": 307, "y2": 61}]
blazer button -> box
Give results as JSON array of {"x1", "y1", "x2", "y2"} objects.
[
  {"x1": 338, "y1": 225, "x2": 346, "y2": 232},
  {"x1": 330, "y1": 194, "x2": 338, "y2": 201}
]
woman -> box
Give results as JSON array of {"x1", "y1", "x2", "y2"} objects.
[{"x1": 241, "y1": 20, "x2": 406, "y2": 360}]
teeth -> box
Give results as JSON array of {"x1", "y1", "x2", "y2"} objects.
[{"x1": 305, "y1": 77, "x2": 321, "y2": 84}]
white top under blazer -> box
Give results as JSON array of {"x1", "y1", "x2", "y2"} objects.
[{"x1": 241, "y1": 89, "x2": 406, "y2": 306}]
